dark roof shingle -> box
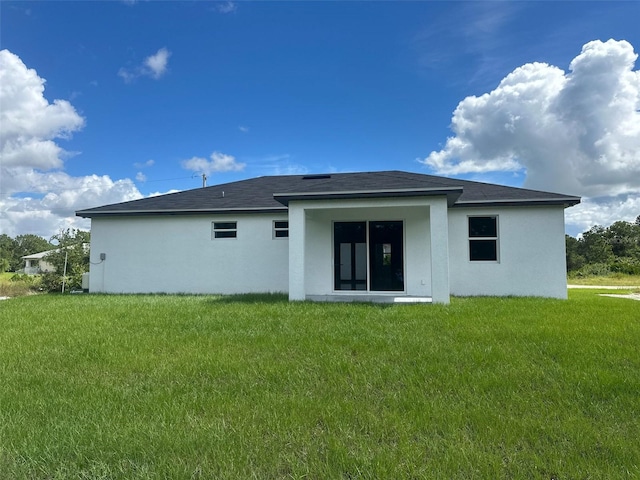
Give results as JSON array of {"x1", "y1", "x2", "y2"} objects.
[{"x1": 76, "y1": 170, "x2": 580, "y2": 218}]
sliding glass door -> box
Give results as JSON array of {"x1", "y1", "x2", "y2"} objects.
[
  {"x1": 334, "y1": 221, "x2": 404, "y2": 292},
  {"x1": 334, "y1": 222, "x2": 367, "y2": 290}
]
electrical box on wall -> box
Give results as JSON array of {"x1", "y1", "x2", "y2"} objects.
[{"x1": 100, "y1": 253, "x2": 106, "y2": 261}]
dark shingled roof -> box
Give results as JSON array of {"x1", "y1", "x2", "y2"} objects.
[{"x1": 76, "y1": 170, "x2": 580, "y2": 218}]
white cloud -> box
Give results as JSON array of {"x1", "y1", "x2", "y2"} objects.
[
  {"x1": 118, "y1": 47, "x2": 171, "y2": 83},
  {"x1": 238, "y1": 125, "x2": 249, "y2": 133},
  {"x1": 421, "y1": 39, "x2": 640, "y2": 232},
  {"x1": 566, "y1": 196, "x2": 640, "y2": 234},
  {"x1": 215, "y1": 1, "x2": 237, "y2": 14},
  {"x1": 0, "y1": 49, "x2": 143, "y2": 239},
  {"x1": 134, "y1": 159, "x2": 155, "y2": 169},
  {"x1": 135, "y1": 172, "x2": 146, "y2": 182},
  {"x1": 144, "y1": 48, "x2": 171, "y2": 79},
  {"x1": 0, "y1": 49, "x2": 85, "y2": 171},
  {"x1": 181, "y1": 151, "x2": 246, "y2": 175},
  {"x1": 256, "y1": 154, "x2": 308, "y2": 176},
  {"x1": 1, "y1": 170, "x2": 142, "y2": 238}
]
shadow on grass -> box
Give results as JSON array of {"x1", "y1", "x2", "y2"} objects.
[
  {"x1": 206, "y1": 293, "x2": 435, "y2": 309},
  {"x1": 207, "y1": 293, "x2": 290, "y2": 304}
]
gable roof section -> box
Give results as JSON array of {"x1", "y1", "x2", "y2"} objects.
[
  {"x1": 21, "y1": 249, "x2": 58, "y2": 260},
  {"x1": 76, "y1": 170, "x2": 580, "y2": 218}
]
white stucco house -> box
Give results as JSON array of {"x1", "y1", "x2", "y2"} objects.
[
  {"x1": 21, "y1": 250, "x2": 57, "y2": 275},
  {"x1": 76, "y1": 171, "x2": 580, "y2": 303}
]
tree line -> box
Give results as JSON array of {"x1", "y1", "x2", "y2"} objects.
[
  {"x1": 0, "y1": 229, "x2": 90, "y2": 292},
  {"x1": 566, "y1": 215, "x2": 640, "y2": 276}
]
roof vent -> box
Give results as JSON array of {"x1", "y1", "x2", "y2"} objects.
[{"x1": 302, "y1": 174, "x2": 332, "y2": 180}]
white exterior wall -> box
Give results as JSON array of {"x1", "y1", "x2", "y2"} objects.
[
  {"x1": 88, "y1": 202, "x2": 569, "y2": 299},
  {"x1": 88, "y1": 214, "x2": 289, "y2": 294},
  {"x1": 448, "y1": 206, "x2": 568, "y2": 299},
  {"x1": 289, "y1": 197, "x2": 443, "y2": 300}
]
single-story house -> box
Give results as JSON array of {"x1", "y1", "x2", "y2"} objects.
[
  {"x1": 21, "y1": 250, "x2": 57, "y2": 275},
  {"x1": 76, "y1": 170, "x2": 580, "y2": 303}
]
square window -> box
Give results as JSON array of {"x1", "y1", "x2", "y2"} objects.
[{"x1": 273, "y1": 220, "x2": 289, "y2": 239}]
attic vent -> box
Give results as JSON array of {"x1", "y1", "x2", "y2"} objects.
[{"x1": 302, "y1": 174, "x2": 332, "y2": 180}]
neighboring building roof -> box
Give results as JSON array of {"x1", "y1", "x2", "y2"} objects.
[
  {"x1": 76, "y1": 170, "x2": 581, "y2": 218},
  {"x1": 21, "y1": 243, "x2": 90, "y2": 260},
  {"x1": 21, "y1": 249, "x2": 58, "y2": 260}
]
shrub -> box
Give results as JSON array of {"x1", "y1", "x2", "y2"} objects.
[
  {"x1": 0, "y1": 274, "x2": 41, "y2": 297},
  {"x1": 570, "y1": 263, "x2": 612, "y2": 278},
  {"x1": 609, "y1": 257, "x2": 640, "y2": 275}
]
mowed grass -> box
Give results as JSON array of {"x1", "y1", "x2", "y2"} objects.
[{"x1": 0, "y1": 292, "x2": 638, "y2": 479}]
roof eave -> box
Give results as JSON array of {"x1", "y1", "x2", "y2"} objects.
[
  {"x1": 76, "y1": 206, "x2": 288, "y2": 218},
  {"x1": 452, "y1": 197, "x2": 581, "y2": 208},
  {"x1": 273, "y1": 187, "x2": 464, "y2": 207}
]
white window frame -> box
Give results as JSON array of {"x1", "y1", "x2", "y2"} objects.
[
  {"x1": 273, "y1": 220, "x2": 289, "y2": 239},
  {"x1": 468, "y1": 215, "x2": 499, "y2": 262},
  {"x1": 212, "y1": 221, "x2": 237, "y2": 239}
]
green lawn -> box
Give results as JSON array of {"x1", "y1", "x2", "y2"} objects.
[{"x1": 1, "y1": 292, "x2": 638, "y2": 479}]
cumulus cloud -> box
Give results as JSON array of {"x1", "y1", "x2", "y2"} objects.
[
  {"x1": 421, "y1": 39, "x2": 640, "y2": 232},
  {"x1": 1, "y1": 169, "x2": 143, "y2": 238},
  {"x1": 181, "y1": 151, "x2": 246, "y2": 175},
  {"x1": 118, "y1": 47, "x2": 171, "y2": 83},
  {"x1": 0, "y1": 49, "x2": 85, "y2": 170},
  {"x1": 0, "y1": 49, "x2": 142, "y2": 238},
  {"x1": 565, "y1": 195, "x2": 640, "y2": 234}
]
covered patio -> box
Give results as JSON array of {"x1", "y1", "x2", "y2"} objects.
[{"x1": 280, "y1": 194, "x2": 457, "y2": 304}]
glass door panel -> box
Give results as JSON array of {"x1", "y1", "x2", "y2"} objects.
[
  {"x1": 369, "y1": 221, "x2": 404, "y2": 291},
  {"x1": 334, "y1": 222, "x2": 367, "y2": 290}
]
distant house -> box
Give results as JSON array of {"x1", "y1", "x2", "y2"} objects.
[
  {"x1": 21, "y1": 250, "x2": 57, "y2": 275},
  {"x1": 76, "y1": 170, "x2": 580, "y2": 303}
]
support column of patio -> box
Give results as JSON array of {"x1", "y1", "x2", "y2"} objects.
[
  {"x1": 288, "y1": 203, "x2": 306, "y2": 301},
  {"x1": 429, "y1": 199, "x2": 451, "y2": 304}
]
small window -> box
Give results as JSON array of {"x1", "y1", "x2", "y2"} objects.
[
  {"x1": 273, "y1": 220, "x2": 289, "y2": 238},
  {"x1": 469, "y1": 216, "x2": 498, "y2": 261},
  {"x1": 213, "y1": 221, "x2": 237, "y2": 239}
]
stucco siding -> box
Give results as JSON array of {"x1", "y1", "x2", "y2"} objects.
[
  {"x1": 448, "y1": 206, "x2": 568, "y2": 299},
  {"x1": 89, "y1": 214, "x2": 289, "y2": 294}
]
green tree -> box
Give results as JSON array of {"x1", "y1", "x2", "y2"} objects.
[
  {"x1": 578, "y1": 225, "x2": 614, "y2": 265},
  {"x1": 0, "y1": 234, "x2": 17, "y2": 272},
  {"x1": 604, "y1": 220, "x2": 640, "y2": 260},
  {"x1": 0, "y1": 257, "x2": 10, "y2": 273},
  {"x1": 13, "y1": 234, "x2": 53, "y2": 271},
  {"x1": 565, "y1": 235, "x2": 585, "y2": 272},
  {"x1": 42, "y1": 229, "x2": 90, "y2": 292}
]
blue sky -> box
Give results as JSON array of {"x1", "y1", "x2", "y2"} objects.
[{"x1": 1, "y1": 1, "x2": 639, "y2": 238}]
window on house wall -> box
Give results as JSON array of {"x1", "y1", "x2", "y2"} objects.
[
  {"x1": 273, "y1": 220, "x2": 289, "y2": 238},
  {"x1": 468, "y1": 216, "x2": 498, "y2": 261},
  {"x1": 212, "y1": 221, "x2": 237, "y2": 239}
]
